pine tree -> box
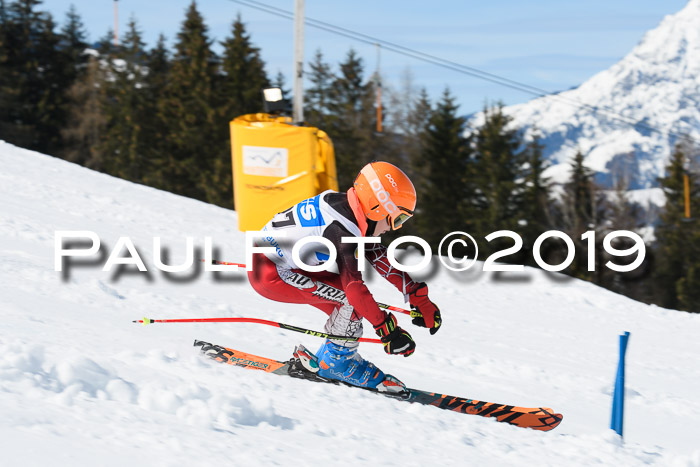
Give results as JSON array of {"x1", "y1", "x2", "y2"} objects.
[
  {"x1": 214, "y1": 14, "x2": 270, "y2": 208},
  {"x1": 385, "y1": 68, "x2": 432, "y2": 181},
  {"x1": 327, "y1": 48, "x2": 366, "y2": 149},
  {"x1": 413, "y1": 88, "x2": 472, "y2": 248},
  {"x1": 61, "y1": 54, "x2": 107, "y2": 169},
  {"x1": 305, "y1": 49, "x2": 333, "y2": 128},
  {"x1": 1, "y1": 0, "x2": 66, "y2": 153},
  {"x1": 0, "y1": 0, "x2": 16, "y2": 137},
  {"x1": 96, "y1": 28, "x2": 116, "y2": 55},
  {"x1": 157, "y1": 1, "x2": 220, "y2": 203},
  {"x1": 563, "y1": 151, "x2": 596, "y2": 234},
  {"x1": 386, "y1": 67, "x2": 417, "y2": 137},
  {"x1": 139, "y1": 34, "x2": 170, "y2": 188},
  {"x1": 677, "y1": 259, "x2": 700, "y2": 313},
  {"x1": 100, "y1": 16, "x2": 149, "y2": 182},
  {"x1": 383, "y1": 75, "x2": 433, "y2": 228},
  {"x1": 519, "y1": 132, "x2": 552, "y2": 263},
  {"x1": 404, "y1": 87, "x2": 432, "y2": 177},
  {"x1": 408, "y1": 89, "x2": 432, "y2": 137},
  {"x1": 0, "y1": 0, "x2": 38, "y2": 148},
  {"x1": 471, "y1": 103, "x2": 526, "y2": 255},
  {"x1": 327, "y1": 49, "x2": 380, "y2": 189},
  {"x1": 654, "y1": 144, "x2": 700, "y2": 312},
  {"x1": 211, "y1": 14, "x2": 270, "y2": 208},
  {"x1": 58, "y1": 4, "x2": 88, "y2": 80},
  {"x1": 145, "y1": 34, "x2": 170, "y2": 93},
  {"x1": 220, "y1": 13, "x2": 269, "y2": 119},
  {"x1": 557, "y1": 150, "x2": 603, "y2": 280},
  {"x1": 53, "y1": 5, "x2": 90, "y2": 161},
  {"x1": 35, "y1": 12, "x2": 68, "y2": 153}
]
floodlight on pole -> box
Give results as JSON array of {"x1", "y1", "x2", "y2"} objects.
[
  {"x1": 263, "y1": 88, "x2": 283, "y2": 103},
  {"x1": 262, "y1": 87, "x2": 291, "y2": 114}
]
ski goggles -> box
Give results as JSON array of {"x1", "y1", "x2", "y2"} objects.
[{"x1": 389, "y1": 207, "x2": 413, "y2": 230}]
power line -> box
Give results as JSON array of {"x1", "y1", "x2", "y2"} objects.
[{"x1": 228, "y1": 0, "x2": 697, "y2": 145}]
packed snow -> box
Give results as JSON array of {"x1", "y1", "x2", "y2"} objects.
[
  {"x1": 471, "y1": 0, "x2": 700, "y2": 192},
  {"x1": 1, "y1": 141, "x2": 699, "y2": 466}
]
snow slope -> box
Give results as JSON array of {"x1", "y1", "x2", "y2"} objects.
[
  {"x1": 474, "y1": 0, "x2": 700, "y2": 191},
  {"x1": 1, "y1": 141, "x2": 700, "y2": 466}
]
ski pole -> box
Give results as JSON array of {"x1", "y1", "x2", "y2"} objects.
[
  {"x1": 133, "y1": 316, "x2": 383, "y2": 344},
  {"x1": 202, "y1": 259, "x2": 413, "y2": 317}
]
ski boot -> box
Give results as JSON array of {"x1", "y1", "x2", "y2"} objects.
[{"x1": 295, "y1": 340, "x2": 406, "y2": 393}]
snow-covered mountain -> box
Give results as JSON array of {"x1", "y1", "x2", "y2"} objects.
[
  {"x1": 2, "y1": 140, "x2": 700, "y2": 465},
  {"x1": 483, "y1": 0, "x2": 700, "y2": 190}
]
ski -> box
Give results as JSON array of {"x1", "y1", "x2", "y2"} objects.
[{"x1": 193, "y1": 340, "x2": 563, "y2": 432}]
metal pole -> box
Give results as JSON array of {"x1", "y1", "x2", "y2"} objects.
[{"x1": 293, "y1": 0, "x2": 305, "y2": 124}]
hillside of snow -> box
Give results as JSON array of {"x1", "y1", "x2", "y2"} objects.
[
  {"x1": 474, "y1": 0, "x2": 700, "y2": 191},
  {"x1": 1, "y1": 141, "x2": 700, "y2": 466}
]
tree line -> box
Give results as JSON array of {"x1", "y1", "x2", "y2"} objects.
[
  {"x1": 1, "y1": 0, "x2": 269, "y2": 206},
  {"x1": 1, "y1": 0, "x2": 698, "y2": 312}
]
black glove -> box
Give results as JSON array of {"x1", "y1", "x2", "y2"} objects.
[
  {"x1": 409, "y1": 282, "x2": 442, "y2": 335},
  {"x1": 374, "y1": 313, "x2": 416, "y2": 357}
]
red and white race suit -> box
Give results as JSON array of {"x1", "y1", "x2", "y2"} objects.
[{"x1": 248, "y1": 189, "x2": 419, "y2": 346}]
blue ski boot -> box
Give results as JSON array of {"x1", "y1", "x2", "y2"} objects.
[{"x1": 299, "y1": 339, "x2": 405, "y2": 393}]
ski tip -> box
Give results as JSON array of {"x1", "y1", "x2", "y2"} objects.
[
  {"x1": 546, "y1": 413, "x2": 564, "y2": 431},
  {"x1": 531, "y1": 410, "x2": 563, "y2": 432}
]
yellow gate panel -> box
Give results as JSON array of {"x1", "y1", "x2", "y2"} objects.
[
  {"x1": 316, "y1": 129, "x2": 337, "y2": 192},
  {"x1": 231, "y1": 113, "x2": 338, "y2": 231}
]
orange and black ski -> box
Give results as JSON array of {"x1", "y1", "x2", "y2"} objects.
[{"x1": 193, "y1": 340, "x2": 563, "y2": 432}]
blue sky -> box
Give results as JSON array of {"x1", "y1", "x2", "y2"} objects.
[{"x1": 43, "y1": 0, "x2": 688, "y2": 115}]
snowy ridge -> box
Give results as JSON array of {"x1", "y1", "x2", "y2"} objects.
[
  {"x1": 1, "y1": 141, "x2": 700, "y2": 466},
  {"x1": 477, "y1": 0, "x2": 700, "y2": 190}
]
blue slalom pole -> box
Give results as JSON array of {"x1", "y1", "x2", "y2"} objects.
[{"x1": 611, "y1": 331, "x2": 631, "y2": 437}]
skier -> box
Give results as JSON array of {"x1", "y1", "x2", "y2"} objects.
[{"x1": 248, "y1": 161, "x2": 441, "y2": 392}]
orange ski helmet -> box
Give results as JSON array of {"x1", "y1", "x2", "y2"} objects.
[{"x1": 353, "y1": 161, "x2": 416, "y2": 230}]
